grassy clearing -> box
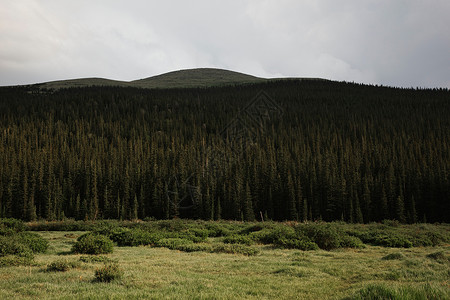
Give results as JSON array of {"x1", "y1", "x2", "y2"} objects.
[{"x1": 0, "y1": 227, "x2": 448, "y2": 299}]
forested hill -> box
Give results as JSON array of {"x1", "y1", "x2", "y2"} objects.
[
  {"x1": 33, "y1": 68, "x2": 266, "y2": 90},
  {"x1": 0, "y1": 79, "x2": 449, "y2": 223}
]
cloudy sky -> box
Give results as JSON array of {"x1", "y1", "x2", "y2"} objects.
[{"x1": 1, "y1": 0, "x2": 449, "y2": 88}]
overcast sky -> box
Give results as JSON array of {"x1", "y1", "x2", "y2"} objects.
[{"x1": 1, "y1": 0, "x2": 449, "y2": 88}]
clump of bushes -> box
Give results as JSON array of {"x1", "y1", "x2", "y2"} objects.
[
  {"x1": 46, "y1": 259, "x2": 80, "y2": 272},
  {"x1": 223, "y1": 235, "x2": 254, "y2": 246},
  {"x1": 0, "y1": 218, "x2": 27, "y2": 233},
  {"x1": 155, "y1": 238, "x2": 193, "y2": 250},
  {"x1": 0, "y1": 236, "x2": 34, "y2": 258},
  {"x1": 16, "y1": 232, "x2": 49, "y2": 253},
  {"x1": 0, "y1": 219, "x2": 49, "y2": 267},
  {"x1": 275, "y1": 237, "x2": 319, "y2": 251},
  {"x1": 72, "y1": 233, "x2": 113, "y2": 255},
  {"x1": 174, "y1": 243, "x2": 212, "y2": 253},
  {"x1": 94, "y1": 263, "x2": 123, "y2": 282}
]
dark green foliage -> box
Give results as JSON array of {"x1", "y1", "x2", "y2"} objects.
[
  {"x1": 107, "y1": 228, "x2": 156, "y2": 247},
  {"x1": 343, "y1": 223, "x2": 448, "y2": 248},
  {"x1": 339, "y1": 235, "x2": 366, "y2": 249},
  {"x1": 72, "y1": 233, "x2": 114, "y2": 255},
  {"x1": 94, "y1": 263, "x2": 123, "y2": 282},
  {"x1": 1, "y1": 80, "x2": 448, "y2": 223},
  {"x1": 382, "y1": 253, "x2": 404, "y2": 260},
  {"x1": 299, "y1": 224, "x2": 342, "y2": 250},
  {"x1": 296, "y1": 223, "x2": 364, "y2": 250},
  {"x1": 173, "y1": 243, "x2": 212, "y2": 253},
  {"x1": 223, "y1": 235, "x2": 254, "y2": 246},
  {"x1": 15, "y1": 232, "x2": 49, "y2": 253},
  {"x1": 0, "y1": 218, "x2": 26, "y2": 233},
  {"x1": 274, "y1": 238, "x2": 319, "y2": 251},
  {"x1": 155, "y1": 238, "x2": 193, "y2": 250},
  {"x1": 46, "y1": 259, "x2": 80, "y2": 272},
  {"x1": 27, "y1": 220, "x2": 98, "y2": 231},
  {"x1": 0, "y1": 236, "x2": 34, "y2": 258}
]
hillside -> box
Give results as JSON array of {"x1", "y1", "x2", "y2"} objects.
[
  {"x1": 36, "y1": 68, "x2": 267, "y2": 90},
  {"x1": 131, "y1": 68, "x2": 265, "y2": 88},
  {"x1": 0, "y1": 79, "x2": 449, "y2": 223}
]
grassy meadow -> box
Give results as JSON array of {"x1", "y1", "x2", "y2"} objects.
[{"x1": 0, "y1": 220, "x2": 449, "y2": 299}]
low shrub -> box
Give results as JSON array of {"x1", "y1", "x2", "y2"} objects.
[
  {"x1": 0, "y1": 236, "x2": 33, "y2": 258},
  {"x1": 0, "y1": 218, "x2": 26, "y2": 233},
  {"x1": 339, "y1": 235, "x2": 365, "y2": 249},
  {"x1": 373, "y1": 234, "x2": 413, "y2": 248},
  {"x1": 46, "y1": 259, "x2": 79, "y2": 272},
  {"x1": 274, "y1": 238, "x2": 319, "y2": 251},
  {"x1": 109, "y1": 228, "x2": 155, "y2": 246},
  {"x1": 210, "y1": 243, "x2": 259, "y2": 256},
  {"x1": 72, "y1": 233, "x2": 113, "y2": 255},
  {"x1": 299, "y1": 223, "x2": 342, "y2": 250},
  {"x1": 27, "y1": 220, "x2": 96, "y2": 231},
  {"x1": 250, "y1": 226, "x2": 297, "y2": 244},
  {"x1": 173, "y1": 243, "x2": 212, "y2": 253},
  {"x1": 155, "y1": 238, "x2": 193, "y2": 250},
  {"x1": 16, "y1": 232, "x2": 49, "y2": 253},
  {"x1": 204, "y1": 223, "x2": 231, "y2": 237},
  {"x1": 94, "y1": 263, "x2": 123, "y2": 282},
  {"x1": 223, "y1": 235, "x2": 254, "y2": 246}
]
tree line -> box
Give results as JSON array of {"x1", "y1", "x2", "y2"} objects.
[{"x1": 0, "y1": 80, "x2": 448, "y2": 222}]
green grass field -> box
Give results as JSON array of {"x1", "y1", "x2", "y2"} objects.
[{"x1": 0, "y1": 223, "x2": 448, "y2": 299}]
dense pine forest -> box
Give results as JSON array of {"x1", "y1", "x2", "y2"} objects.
[{"x1": 0, "y1": 80, "x2": 449, "y2": 223}]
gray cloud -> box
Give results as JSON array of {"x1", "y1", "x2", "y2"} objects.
[{"x1": 1, "y1": 0, "x2": 449, "y2": 88}]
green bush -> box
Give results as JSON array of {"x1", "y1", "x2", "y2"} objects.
[
  {"x1": 0, "y1": 236, "x2": 33, "y2": 258},
  {"x1": 94, "y1": 263, "x2": 123, "y2": 282},
  {"x1": 274, "y1": 237, "x2": 319, "y2": 251},
  {"x1": 72, "y1": 233, "x2": 113, "y2": 255},
  {"x1": 374, "y1": 234, "x2": 413, "y2": 248},
  {"x1": 339, "y1": 235, "x2": 365, "y2": 249},
  {"x1": 27, "y1": 220, "x2": 96, "y2": 231},
  {"x1": 16, "y1": 232, "x2": 49, "y2": 253},
  {"x1": 204, "y1": 223, "x2": 231, "y2": 237},
  {"x1": 46, "y1": 259, "x2": 79, "y2": 272},
  {"x1": 300, "y1": 224, "x2": 342, "y2": 250},
  {"x1": 155, "y1": 238, "x2": 193, "y2": 250},
  {"x1": 223, "y1": 235, "x2": 254, "y2": 246},
  {"x1": 109, "y1": 228, "x2": 155, "y2": 246},
  {"x1": 173, "y1": 243, "x2": 212, "y2": 253},
  {"x1": 250, "y1": 226, "x2": 297, "y2": 244},
  {"x1": 0, "y1": 218, "x2": 26, "y2": 233}
]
